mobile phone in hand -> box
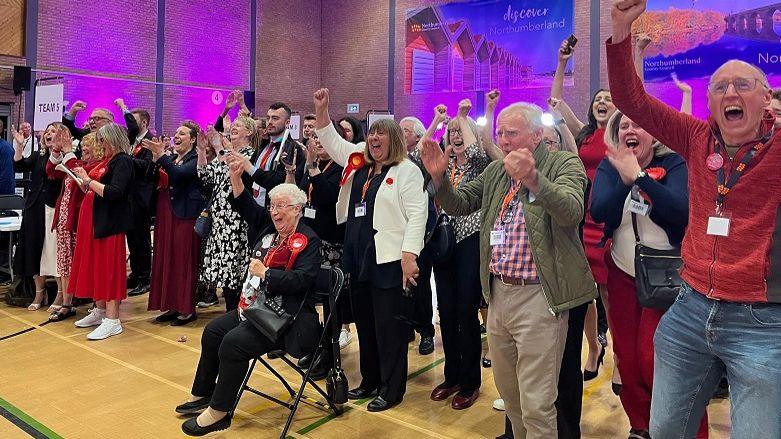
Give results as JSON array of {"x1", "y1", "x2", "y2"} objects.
[{"x1": 564, "y1": 34, "x2": 578, "y2": 54}]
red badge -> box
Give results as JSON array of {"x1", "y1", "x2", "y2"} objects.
[
  {"x1": 339, "y1": 152, "x2": 366, "y2": 186},
  {"x1": 385, "y1": 178, "x2": 394, "y2": 185},
  {"x1": 706, "y1": 153, "x2": 723, "y2": 171},
  {"x1": 285, "y1": 233, "x2": 309, "y2": 270},
  {"x1": 645, "y1": 167, "x2": 666, "y2": 181}
]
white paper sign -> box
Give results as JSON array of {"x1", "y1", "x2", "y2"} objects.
[
  {"x1": 33, "y1": 84, "x2": 64, "y2": 131},
  {"x1": 367, "y1": 113, "x2": 394, "y2": 129},
  {"x1": 286, "y1": 115, "x2": 301, "y2": 140}
]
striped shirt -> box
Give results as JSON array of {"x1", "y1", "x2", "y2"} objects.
[{"x1": 489, "y1": 181, "x2": 538, "y2": 280}]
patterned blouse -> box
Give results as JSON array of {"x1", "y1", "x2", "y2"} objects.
[{"x1": 410, "y1": 142, "x2": 491, "y2": 243}]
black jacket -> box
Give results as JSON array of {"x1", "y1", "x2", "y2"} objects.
[
  {"x1": 14, "y1": 151, "x2": 59, "y2": 209},
  {"x1": 92, "y1": 153, "x2": 135, "y2": 239},
  {"x1": 229, "y1": 189, "x2": 321, "y2": 358},
  {"x1": 62, "y1": 111, "x2": 140, "y2": 144},
  {"x1": 157, "y1": 149, "x2": 204, "y2": 219},
  {"x1": 131, "y1": 130, "x2": 158, "y2": 214},
  {"x1": 249, "y1": 137, "x2": 306, "y2": 191},
  {"x1": 298, "y1": 160, "x2": 344, "y2": 243}
]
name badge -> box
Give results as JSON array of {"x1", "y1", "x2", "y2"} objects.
[
  {"x1": 707, "y1": 216, "x2": 730, "y2": 237},
  {"x1": 628, "y1": 199, "x2": 650, "y2": 216},
  {"x1": 355, "y1": 202, "x2": 367, "y2": 217},
  {"x1": 304, "y1": 207, "x2": 317, "y2": 219},
  {"x1": 490, "y1": 229, "x2": 505, "y2": 246}
]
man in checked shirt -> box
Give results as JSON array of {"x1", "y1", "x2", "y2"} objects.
[{"x1": 421, "y1": 102, "x2": 597, "y2": 439}]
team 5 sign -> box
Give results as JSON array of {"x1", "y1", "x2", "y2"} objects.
[{"x1": 34, "y1": 84, "x2": 65, "y2": 131}]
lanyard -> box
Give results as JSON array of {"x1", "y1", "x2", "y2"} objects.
[
  {"x1": 307, "y1": 160, "x2": 333, "y2": 202},
  {"x1": 712, "y1": 129, "x2": 772, "y2": 212},
  {"x1": 497, "y1": 180, "x2": 522, "y2": 224},
  {"x1": 361, "y1": 166, "x2": 379, "y2": 202},
  {"x1": 449, "y1": 164, "x2": 466, "y2": 188}
]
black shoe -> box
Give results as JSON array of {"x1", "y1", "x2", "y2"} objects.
[
  {"x1": 128, "y1": 282, "x2": 150, "y2": 297},
  {"x1": 480, "y1": 323, "x2": 487, "y2": 334},
  {"x1": 482, "y1": 357, "x2": 492, "y2": 368},
  {"x1": 583, "y1": 345, "x2": 606, "y2": 381},
  {"x1": 597, "y1": 331, "x2": 608, "y2": 348},
  {"x1": 347, "y1": 387, "x2": 378, "y2": 400},
  {"x1": 612, "y1": 382, "x2": 622, "y2": 396},
  {"x1": 175, "y1": 397, "x2": 211, "y2": 415},
  {"x1": 628, "y1": 429, "x2": 651, "y2": 439},
  {"x1": 298, "y1": 354, "x2": 314, "y2": 369},
  {"x1": 367, "y1": 396, "x2": 399, "y2": 412},
  {"x1": 419, "y1": 336, "x2": 434, "y2": 355},
  {"x1": 127, "y1": 276, "x2": 138, "y2": 289},
  {"x1": 181, "y1": 414, "x2": 231, "y2": 436},
  {"x1": 155, "y1": 311, "x2": 179, "y2": 323},
  {"x1": 171, "y1": 314, "x2": 197, "y2": 326}
]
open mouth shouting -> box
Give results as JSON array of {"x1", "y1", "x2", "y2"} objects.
[
  {"x1": 625, "y1": 138, "x2": 639, "y2": 149},
  {"x1": 724, "y1": 104, "x2": 744, "y2": 122},
  {"x1": 596, "y1": 104, "x2": 608, "y2": 118}
]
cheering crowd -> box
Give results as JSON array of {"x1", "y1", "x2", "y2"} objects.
[{"x1": 2, "y1": 1, "x2": 781, "y2": 438}]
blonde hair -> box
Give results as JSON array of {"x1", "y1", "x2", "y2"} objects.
[
  {"x1": 81, "y1": 132, "x2": 105, "y2": 161},
  {"x1": 364, "y1": 119, "x2": 408, "y2": 166},
  {"x1": 97, "y1": 123, "x2": 131, "y2": 155},
  {"x1": 233, "y1": 116, "x2": 257, "y2": 137},
  {"x1": 604, "y1": 111, "x2": 673, "y2": 157},
  {"x1": 42, "y1": 122, "x2": 71, "y2": 154}
]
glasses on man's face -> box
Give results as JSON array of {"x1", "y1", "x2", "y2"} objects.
[
  {"x1": 89, "y1": 116, "x2": 109, "y2": 123},
  {"x1": 543, "y1": 138, "x2": 560, "y2": 148},
  {"x1": 495, "y1": 129, "x2": 520, "y2": 140},
  {"x1": 267, "y1": 204, "x2": 295, "y2": 212},
  {"x1": 708, "y1": 77, "x2": 765, "y2": 95}
]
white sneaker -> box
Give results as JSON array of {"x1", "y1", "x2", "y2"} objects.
[
  {"x1": 492, "y1": 398, "x2": 505, "y2": 411},
  {"x1": 338, "y1": 329, "x2": 353, "y2": 349},
  {"x1": 86, "y1": 319, "x2": 123, "y2": 340},
  {"x1": 75, "y1": 308, "x2": 105, "y2": 328}
]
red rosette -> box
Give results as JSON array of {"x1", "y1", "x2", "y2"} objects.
[
  {"x1": 645, "y1": 167, "x2": 666, "y2": 181},
  {"x1": 339, "y1": 152, "x2": 366, "y2": 186},
  {"x1": 285, "y1": 232, "x2": 309, "y2": 270},
  {"x1": 385, "y1": 177, "x2": 394, "y2": 185}
]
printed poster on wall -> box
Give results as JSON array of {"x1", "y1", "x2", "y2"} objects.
[
  {"x1": 637, "y1": 1, "x2": 781, "y2": 118},
  {"x1": 404, "y1": 0, "x2": 575, "y2": 95}
]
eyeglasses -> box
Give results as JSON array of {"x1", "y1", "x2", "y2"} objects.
[
  {"x1": 88, "y1": 116, "x2": 110, "y2": 122},
  {"x1": 495, "y1": 129, "x2": 521, "y2": 139},
  {"x1": 448, "y1": 129, "x2": 462, "y2": 136},
  {"x1": 542, "y1": 139, "x2": 561, "y2": 148},
  {"x1": 267, "y1": 204, "x2": 295, "y2": 212},
  {"x1": 708, "y1": 77, "x2": 765, "y2": 95}
]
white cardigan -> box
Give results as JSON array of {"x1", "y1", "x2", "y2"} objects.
[{"x1": 316, "y1": 124, "x2": 428, "y2": 264}]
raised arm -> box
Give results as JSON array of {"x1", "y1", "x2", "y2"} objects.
[
  {"x1": 481, "y1": 90, "x2": 504, "y2": 160},
  {"x1": 608, "y1": 0, "x2": 705, "y2": 160},
  {"x1": 62, "y1": 101, "x2": 90, "y2": 140},
  {"x1": 548, "y1": 98, "x2": 578, "y2": 153},
  {"x1": 672, "y1": 73, "x2": 693, "y2": 115},
  {"x1": 632, "y1": 33, "x2": 651, "y2": 81},
  {"x1": 313, "y1": 88, "x2": 362, "y2": 166},
  {"x1": 551, "y1": 38, "x2": 574, "y2": 100}
]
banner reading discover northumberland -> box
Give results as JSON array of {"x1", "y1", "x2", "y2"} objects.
[
  {"x1": 637, "y1": 0, "x2": 781, "y2": 117},
  {"x1": 404, "y1": 0, "x2": 574, "y2": 95}
]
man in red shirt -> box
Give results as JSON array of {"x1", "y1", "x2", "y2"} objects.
[{"x1": 608, "y1": 1, "x2": 781, "y2": 438}]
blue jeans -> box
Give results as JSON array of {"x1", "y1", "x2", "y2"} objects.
[{"x1": 651, "y1": 282, "x2": 781, "y2": 438}]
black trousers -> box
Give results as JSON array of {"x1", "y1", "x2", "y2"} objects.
[
  {"x1": 503, "y1": 301, "x2": 588, "y2": 439},
  {"x1": 126, "y1": 212, "x2": 152, "y2": 283},
  {"x1": 223, "y1": 287, "x2": 240, "y2": 312},
  {"x1": 191, "y1": 311, "x2": 276, "y2": 412},
  {"x1": 350, "y1": 280, "x2": 409, "y2": 403},
  {"x1": 432, "y1": 232, "x2": 482, "y2": 392},
  {"x1": 412, "y1": 258, "x2": 435, "y2": 338}
]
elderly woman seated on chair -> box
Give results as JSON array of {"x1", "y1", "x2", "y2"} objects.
[{"x1": 176, "y1": 159, "x2": 321, "y2": 437}]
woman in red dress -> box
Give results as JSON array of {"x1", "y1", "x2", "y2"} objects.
[
  {"x1": 143, "y1": 121, "x2": 204, "y2": 325},
  {"x1": 69, "y1": 123, "x2": 136, "y2": 340},
  {"x1": 46, "y1": 132, "x2": 106, "y2": 321}
]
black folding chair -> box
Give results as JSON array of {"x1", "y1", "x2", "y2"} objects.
[
  {"x1": 0, "y1": 194, "x2": 24, "y2": 281},
  {"x1": 232, "y1": 266, "x2": 346, "y2": 438}
]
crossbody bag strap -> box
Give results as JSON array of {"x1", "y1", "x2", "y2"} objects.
[{"x1": 631, "y1": 211, "x2": 640, "y2": 245}]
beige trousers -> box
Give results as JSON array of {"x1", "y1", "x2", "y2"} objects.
[{"x1": 488, "y1": 279, "x2": 569, "y2": 439}]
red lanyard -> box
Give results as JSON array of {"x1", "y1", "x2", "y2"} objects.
[
  {"x1": 449, "y1": 165, "x2": 466, "y2": 188},
  {"x1": 712, "y1": 129, "x2": 771, "y2": 212},
  {"x1": 308, "y1": 160, "x2": 333, "y2": 202},
  {"x1": 361, "y1": 167, "x2": 378, "y2": 202},
  {"x1": 497, "y1": 181, "x2": 522, "y2": 223}
]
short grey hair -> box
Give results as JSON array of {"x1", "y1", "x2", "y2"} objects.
[
  {"x1": 711, "y1": 60, "x2": 770, "y2": 89},
  {"x1": 497, "y1": 103, "x2": 544, "y2": 132},
  {"x1": 269, "y1": 183, "x2": 307, "y2": 206},
  {"x1": 399, "y1": 116, "x2": 426, "y2": 138},
  {"x1": 97, "y1": 123, "x2": 131, "y2": 155}
]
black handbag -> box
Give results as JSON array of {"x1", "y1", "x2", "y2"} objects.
[
  {"x1": 632, "y1": 213, "x2": 682, "y2": 310},
  {"x1": 424, "y1": 214, "x2": 456, "y2": 264},
  {"x1": 243, "y1": 281, "x2": 297, "y2": 342},
  {"x1": 194, "y1": 191, "x2": 216, "y2": 238}
]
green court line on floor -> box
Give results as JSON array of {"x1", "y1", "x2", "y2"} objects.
[{"x1": 0, "y1": 396, "x2": 63, "y2": 439}]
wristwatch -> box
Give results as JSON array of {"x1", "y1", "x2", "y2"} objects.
[{"x1": 636, "y1": 170, "x2": 647, "y2": 180}]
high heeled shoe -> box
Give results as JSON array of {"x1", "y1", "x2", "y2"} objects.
[
  {"x1": 583, "y1": 345, "x2": 606, "y2": 381},
  {"x1": 27, "y1": 290, "x2": 48, "y2": 311},
  {"x1": 47, "y1": 290, "x2": 63, "y2": 313}
]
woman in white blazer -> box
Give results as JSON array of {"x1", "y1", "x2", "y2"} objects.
[{"x1": 313, "y1": 88, "x2": 428, "y2": 412}]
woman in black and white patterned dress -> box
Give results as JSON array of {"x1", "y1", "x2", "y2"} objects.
[{"x1": 196, "y1": 116, "x2": 257, "y2": 311}]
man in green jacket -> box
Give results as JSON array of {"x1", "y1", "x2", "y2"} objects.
[{"x1": 420, "y1": 102, "x2": 596, "y2": 439}]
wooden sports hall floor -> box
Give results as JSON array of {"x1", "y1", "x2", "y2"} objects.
[{"x1": 0, "y1": 292, "x2": 732, "y2": 438}]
